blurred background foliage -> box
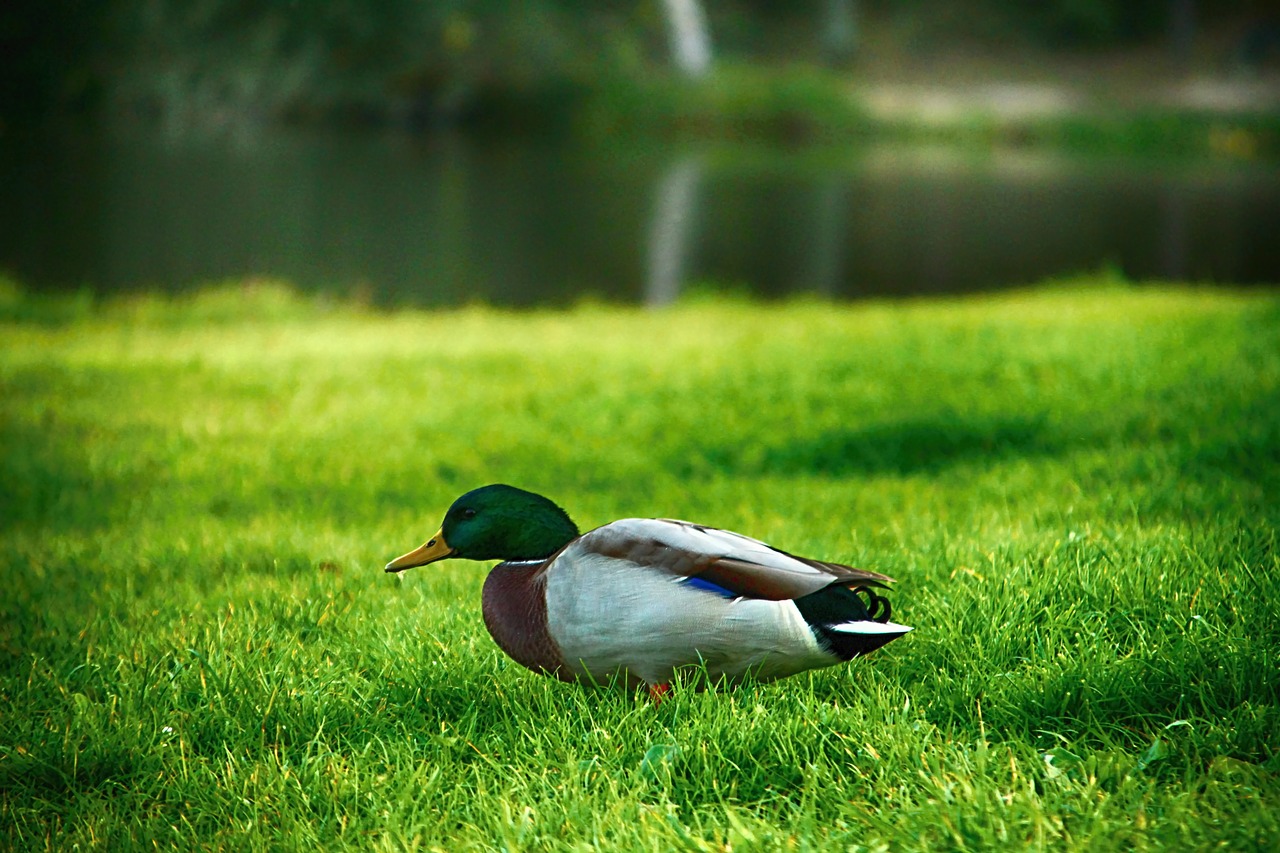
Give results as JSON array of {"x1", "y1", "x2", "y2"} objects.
[{"x1": 4, "y1": 0, "x2": 1276, "y2": 128}]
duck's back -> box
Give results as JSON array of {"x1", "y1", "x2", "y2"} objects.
[{"x1": 539, "y1": 518, "x2": 891, "y2": 686}]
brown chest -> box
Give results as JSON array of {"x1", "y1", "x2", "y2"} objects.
[{"x1": 481, "y1": 562, "x2": 574, "y2": 682}]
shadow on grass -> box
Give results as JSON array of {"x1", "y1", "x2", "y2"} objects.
[
  {"x1": 1178, "y1": 397, "x2": 1280, "y2": 524},
  {"x1": 1171, "y1": 299, "x2": 1280, "y2": 521},
  {"x1": 0, "y1": 745, "x2": 141, "y2": 801},
  {"x1": 0, "y1": 418, "x2": 126, "y2": 535},
  {"x1": 0, "y1": 362, "x2": 162, "y2": 537},
  {"x1": 682, "y1": 412, "x2": 1059, "y2": 478}
]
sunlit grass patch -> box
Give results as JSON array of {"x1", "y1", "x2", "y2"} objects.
[{"x1": 2, "y1": 278, "x2": 1278, "y2": 849}]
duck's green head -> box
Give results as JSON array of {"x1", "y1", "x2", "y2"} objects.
[{"x1": 385, "y1": 484, "x2": 580, "y2": 572}]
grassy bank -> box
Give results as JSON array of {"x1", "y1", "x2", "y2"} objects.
[
  {"x1": 580, "y1": 66, "x2": 1280, "y2": 158},
  {"x1": 2, "y1": 278, "x2": 1278, "y2": 849}
]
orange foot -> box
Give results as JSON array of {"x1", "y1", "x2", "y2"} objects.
[{"x1": 648, "y1": 683, "x2": 671, "y2": 705}]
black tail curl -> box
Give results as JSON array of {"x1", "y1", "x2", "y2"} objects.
[
  {"x1": 793, "y1": 582, "x2": 904, "y2": 660},
  {"x1": 852, "y1": 584, "x2": 892, "y2": 624}
]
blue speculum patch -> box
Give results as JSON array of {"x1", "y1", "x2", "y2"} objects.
[{"x1": 683, "y1": 575, "x2": 738, "y2": 598}]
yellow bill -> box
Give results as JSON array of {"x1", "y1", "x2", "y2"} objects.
[{"x1": 385, "y1": 527, "x2": 456, "y2": 573}]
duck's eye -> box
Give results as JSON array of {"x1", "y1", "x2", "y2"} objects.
[{"x1": 462, "y1": 508, "x2": 477, "y2": 519}]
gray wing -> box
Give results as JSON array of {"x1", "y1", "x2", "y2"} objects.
[{"x1": 574, "y1": 518, "x2": 894, "y2": 601}]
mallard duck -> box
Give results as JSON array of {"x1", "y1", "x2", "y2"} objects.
[{"x1": 386, "y1": 484, "x2": 910, "y2": 698}]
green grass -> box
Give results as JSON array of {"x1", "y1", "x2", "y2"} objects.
[
  {"x1": 578, "y1": 65, "x2": 1280, "y2": 159},
  {"x1": 582, "y1": 65, "x2": 871, "y2": 144},
  {"x1": 2, "y1": 276, "x2": 1278, "y2": 850}
]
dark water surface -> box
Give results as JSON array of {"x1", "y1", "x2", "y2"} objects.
[{"x1": 3, "y1": 122, "x2": 1278, "y2": 306}]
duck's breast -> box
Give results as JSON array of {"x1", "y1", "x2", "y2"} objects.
[{"x1": 481, "y1": 561, "x2": 575, "y2": 681}]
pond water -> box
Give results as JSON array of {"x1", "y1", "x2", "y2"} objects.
[{"x1": 3, "y1": 122, "x2": 1278, "y2": 306}]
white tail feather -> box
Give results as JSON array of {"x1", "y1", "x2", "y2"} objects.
[{"x1": 829, "y1": 620, "x2": 913, "y2": 635}]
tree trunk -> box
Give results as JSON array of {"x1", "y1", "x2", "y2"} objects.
[{"x1": 660, "y1": 0, "x2": 713, "y2": 78}]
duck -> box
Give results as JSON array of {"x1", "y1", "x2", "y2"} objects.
[{"x1": 386, "y1": 484, "x2": 910, "y2": 699}]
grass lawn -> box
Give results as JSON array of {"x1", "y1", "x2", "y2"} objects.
[{"x1": 1, "y1": 277, "x2": 1278, "y2": 850}]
